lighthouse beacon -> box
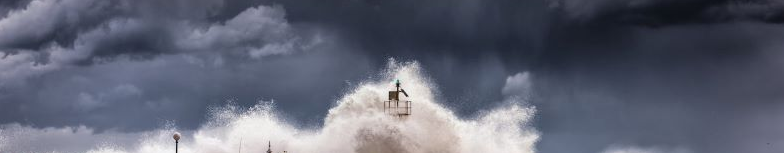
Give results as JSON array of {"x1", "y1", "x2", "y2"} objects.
[{"x1": 384, "y1": 79, "x2": 412, "y2": 117}]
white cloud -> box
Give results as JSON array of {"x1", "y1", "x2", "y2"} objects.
[{"x1": 502, "y1": 72, "x2": 533, "y2": 97}]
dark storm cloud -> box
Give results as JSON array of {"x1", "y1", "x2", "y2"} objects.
[
  {"x1": 549, "y1": 0, "x2": 784, "y2": 27},
  {"x1": 531, "y1": 2, "x2": 784, "y2": 151},
  {"x1": 268, "y1": 1, "x2": 784, "y2": 152},
  {"x1": 0, "y1": 0, "x2": 327, "y2": 131},
  {"x1": 2, "y1": 0, "x2": 784, "y2": 153},
  {"x1": 533, "y1": 22, "x2": 784, "y2": 153},
  {"x1": 259, "y1": 0, "x2": 557, "y2": 115},
  {"x1": 1, "y1": 46, "x2": 371, "y2": 131},
  {"x1": 0, "y1": 0, "x2": 319, "y2": 87},
  {"x1": 275, "y1": 0, "x2": 551, "y2": 60}
]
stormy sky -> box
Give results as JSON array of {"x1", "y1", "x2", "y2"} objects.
[{"x1": 2, "y1": 0, "x2": 784, "y2": 152}]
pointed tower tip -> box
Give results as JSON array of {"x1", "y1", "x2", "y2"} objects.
[{"x1": 267, "y1": 141, "x2": 272, "y2": 153}]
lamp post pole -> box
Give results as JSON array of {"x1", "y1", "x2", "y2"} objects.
[{"x1": 173, "y1": 132, "x2": 181, "y2": 153}]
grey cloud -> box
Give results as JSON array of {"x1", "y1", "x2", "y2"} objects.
[
  {"x1": 274, "y1": 0, "x2": 550, "y2": 61},
  {"x1": 75, "y1": 92, "x2": 101, "y2": 111},
  {"x1": 0, "y1": 48, "x2": 64, "y2": 87},
  {"x1": 548, "y1": 0, "x2": 784, "y2": 26},
  {"x1": 1, "y1": 39, "x2": 371, "y2": 131},
  {"x1": 0, "y1": 18, "x2": 162, "y2": 87},
  {"x1": 269, "y1": 2, "x2": 784, "y2": 152},
  {"x1": 177, "y1": 5, "x2": 308, "y2": 59},
  {"x1": 0, "y1": 0, "x2": 319, "y2": 88},
  {"x1": 0, "y1": 123, "x2": 145, "y2": 153},
  {"x1": 0, "y1": 0, "x2": 332, "y2": 132},
  {"x1": 0, "y1": 0, "x2": 29, "y2": 17},
  {"x1": 534, "y1": 21, "x2": 784, "y2": 153},
  {"x1": 0, "y1": 0, "x2": 230, "y2": 50},
  {"x1": 0, "y1": 0, "x2": 122, "y2": 49},
  {"x1": 2, "y1": 0, "x2": 784, "y2": 153},
  {"x1": 74, "y1": 84, "x2": 142, "y2": 111}
]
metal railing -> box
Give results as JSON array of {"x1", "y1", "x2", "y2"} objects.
[{"x1": 383, "y1": 100, "x2": 411, "y2": 116}]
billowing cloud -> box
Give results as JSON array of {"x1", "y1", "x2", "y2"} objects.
[
  {"x1": 177, "y1": 5, "x2": 303, "y2": 58},
  {"x1": 502, "y1": 72, "x2": 533, "y2": 98},
  {"x1": 2, "y1": 0, "x2": 784, "y2": 152},
  {"x1": 0, "y1": 0, "x2": 113, "y2": 48},
  {"x1": 0, "y1": 0, "x2": 319, "y2": 88}
]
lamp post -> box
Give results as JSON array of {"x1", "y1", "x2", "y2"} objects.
[{"x1": 173, "y1": 132, "x2": 181, "y2": 153}]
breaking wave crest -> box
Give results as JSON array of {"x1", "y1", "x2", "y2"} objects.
[{"x1": 5, "y1": 60, "x2": 539, "y2": 153}]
